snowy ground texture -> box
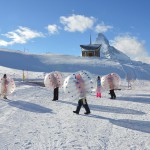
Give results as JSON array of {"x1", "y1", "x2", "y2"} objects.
[
  {"x1": 0, "y1": 78, "x2": 150, "y2": 150},
  {"x1": 0, "y1": 49, "x2": 150, "y2": 150}
]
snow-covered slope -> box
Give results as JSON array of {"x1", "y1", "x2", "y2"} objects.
[
  {"x1": 0, "y1": 48, "x2": 150, "y2": 80},
  {"x1": 0, "y1": 76, "x2": 150, "y2": 150},
  {"x1": 0, "y1": 49, "x2": 150, "y2": 150}
]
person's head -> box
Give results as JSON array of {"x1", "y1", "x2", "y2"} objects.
[
  {"x1": 3, "y1": 74, "x2": 7, "y2": 78},
  {"x1": 97, "y1": 76, "x2": 100, "y2": 80},
  {"x1": 75, "y1": 74, "x2": 81, "y2": 80}
]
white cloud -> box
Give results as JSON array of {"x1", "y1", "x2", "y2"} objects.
[
  {"x1": 95, "y1": 23, "x2": 113, "y2": 33},
  {"x1": 111, "y1": 34, "x2": 150, "y2": 63},
  {"x1": 47, "y1": 24, "x2": 59, "y2": 35},
  {"x1": 0, "y1": 26, "x2": 44, "y2": 46},
  {"x1": 60, "y1": 14, "x2": 95, "y2": 32},
  {"x1": 0, "y1": 39, "x2": 10, "y2": 46}
]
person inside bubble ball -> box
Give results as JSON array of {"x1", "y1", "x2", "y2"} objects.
[
  {"x1": 1, "y1": 74, "x2": 9, "y2": 99},
  {"x1": 108, "y1": 74, "x2": 116, "y2": 99},
  {"x1": 51, "y1": 73, "x2": 59, "y2": 101},
  {"x1": 73, "y1": 74, "x2": 91, "y2": 115}
]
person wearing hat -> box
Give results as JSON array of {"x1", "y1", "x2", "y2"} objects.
[{"x1": 73, "y1": 74, "x2": 91, "y2": 115}]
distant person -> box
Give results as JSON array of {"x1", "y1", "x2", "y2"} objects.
[
  {"x1": 1, "y1": 74, "x2": 9, "y2": 99},
  {"x1": 108, "y1": 74, "x2": 116, "y2": 99},
  {"x1": 53, "y1": 87, "x2": 59, "y2": 101},
  {"x1": 126, "y1": 73, "x2": 132, "y2": 89},
  {"x1": 44, "y1": 71, "x2": 63, "y2": 101},
  {"x1": 73, "y1": 74, "x2": 91, "y2": 115},
  {"x1": 96, "y1": 76, "x2": 101, "y2": 98},
  {"x1": 51, "y1": 73, "x2": 59, "y2": 101}
]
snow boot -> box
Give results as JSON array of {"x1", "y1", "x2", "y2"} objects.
[
  {"x1": 83, "y1": 104, "x2": 90, "y2": 114},
  {"x1": 73, "y1": 111, "x2": 79, "y2": 114},
  {"x1": 84, "y1": 112, "x2": 91, "y2": 115},
  {"x1": 3, "y1": 96, "x2": 7, "y2": 99}
]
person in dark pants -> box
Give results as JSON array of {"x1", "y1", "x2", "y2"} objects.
[
  {"x1": 73, "y1": 74, "x2": 91, "y2": 115},
  {"x1": 73, "y1": 98, "x2": 90, "y2": 114},
  {"x1": 108, "y1": 74, "x2": 116, "y2": 99},
  {"x1": 53, "y1": 87, "x2": 59, "y2": 101},
  {"x1": 51, "y1": 73, "x2": 59, "y2": 101},
  {"x1": 109, "y1": 89, "x2": 116, "y2": 99}
]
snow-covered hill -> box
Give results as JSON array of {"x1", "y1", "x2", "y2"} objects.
[
  {"x1": 0, "y1": 48, "x2": 150, "y2": 150},
  {"x1": 0, "y1": 48, "x2": 150, "y2": 80}
]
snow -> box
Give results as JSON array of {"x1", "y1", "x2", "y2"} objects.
[
  {"x1": 0, "y1": 49, "x2": 150, "y2": 150},
  {"x1": 95, "y1": 33, "x2": 131, "y2": 61}
]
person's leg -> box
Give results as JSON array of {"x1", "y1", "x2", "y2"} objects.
[
  {"x1": 53, "y1": 87, "x2": 59, "y2": 100},
  {"x1": 73, "y1": 99, "x2": 83, "y2": 114},
  {"x1": 109, "y1": 90, "x2": 113, "y2": 99},
  {"x1": 2, "y1": 89, "x2": 7, "y2": 99},
  {"x1": 97, "y1": 87, "x2": 100, "y2": 97},
  {"x1": 112, "y1": 90, "x2": 116, "y2": 99},
  {"x1": 96, "y1": 92, "x2": 98, "y2": 97},
  {"x1": 3, "y1": 93, "x2": 7, "y2": 99},
  {"x1": 56, "y1": 87, "x2": 59, "y2": 100},
  {"x1": 53, "y1": 88, "x2": 56, "y2": 100},
  {"x1": 99, "y1": 93, "x2": 101, "y2": 98},
  {"x1": 83, "y1": 99, "x2": 90, "y2": 114}
]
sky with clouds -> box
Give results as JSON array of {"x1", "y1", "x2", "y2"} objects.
[{"x1": 0, "y1": 0, "x2": 150, "y2": 63}]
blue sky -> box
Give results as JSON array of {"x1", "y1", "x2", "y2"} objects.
[{"x1": 0, "y1": 0, "x2": 150, "y2": 62}]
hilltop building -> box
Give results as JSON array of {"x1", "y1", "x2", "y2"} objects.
[{"x1": 80, "y1": 35, "x2": 101, "y2": 57}]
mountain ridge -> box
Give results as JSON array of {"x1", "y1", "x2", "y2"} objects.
[{"x1": 95, "y1": 33, "x2": 131, "y2": 61}]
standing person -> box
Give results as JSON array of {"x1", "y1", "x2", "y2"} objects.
[
  {"x1": 1, "y1": 74, "x2": 8, "y2": 99},
  {"x1": 96, "y1": 76, "x2": 101, "y2": 98},
  {"x1": 126, "y1": 73, "x2": 132, "y2": 89},
  {"x1": 53, "y1": 87, "x2": 59, "y2": 101},
  {"x1": 44, "y1": 71, "x2": 63, "y2": 101},
  {"x1": 51, "y1": 73, "x2": 60, "y2": 101},
  {"x1": 73, "y1": 74, "x2": 91, "y2": 115},
  {"x1": 108, "y1": 74, "x2": 116, "y2": 99}
]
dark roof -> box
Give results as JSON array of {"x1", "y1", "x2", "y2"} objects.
[{"x1": 80, "y1": 44, "x2": 101, "y2": 50}]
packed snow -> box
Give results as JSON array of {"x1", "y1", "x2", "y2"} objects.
[{"x1": 0, "y1": 49, "x2": 150, "y2": 150}]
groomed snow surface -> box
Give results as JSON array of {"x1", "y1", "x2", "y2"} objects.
[
  {"x1": 0, "y1": 74, "x2": 150, "y2": 150},
  {"x1": 0, "y1": 48, "x2": 150, "y2": 150}
]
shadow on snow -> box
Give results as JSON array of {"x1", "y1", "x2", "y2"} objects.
[
  {"x1": 135, "y1": 94, "x2": 150, "y2": 97},
  {"x1": 84, "y1": 114, "x2": 150, "y2": 134},
  {"x1": 57, "y1": 100, "x2": 145, "y2": 115},
  {"x1": 7, "y1": 100, "x2": 53, "y2": 113},
  {"x1": 90, "y1": 104, "x2": 145, "y2": 115},
  {"x1": 118, "y1": 96, "x2": 150, "y2": 104}
]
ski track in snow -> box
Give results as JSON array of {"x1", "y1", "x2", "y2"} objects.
[{"x1": 0, "y1": 80, "x2": 150, "y2": 150}]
